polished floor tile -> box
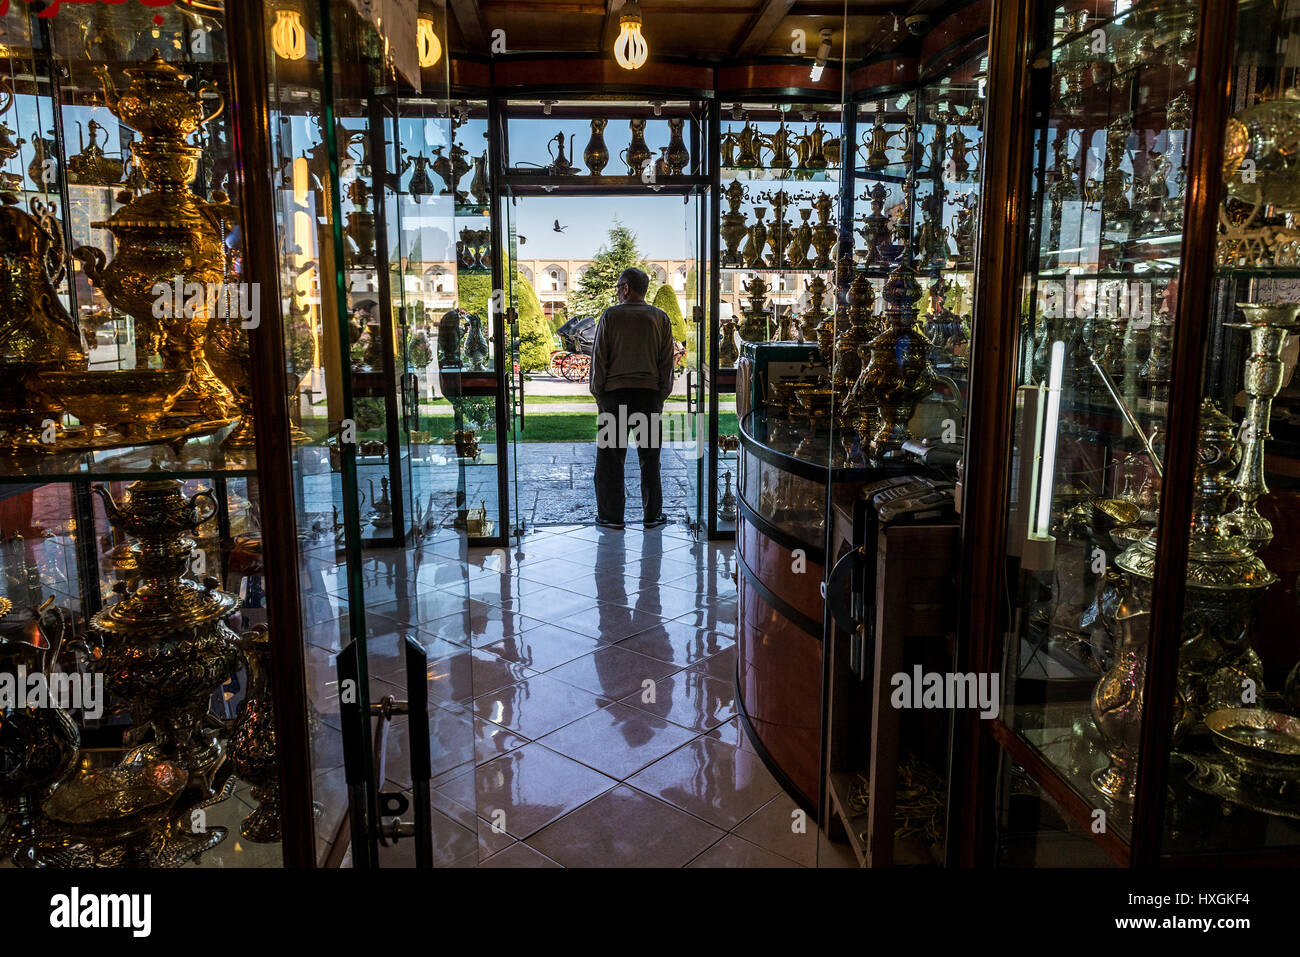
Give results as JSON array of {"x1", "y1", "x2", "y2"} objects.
[
  {"x1": 471, "y1": 672, "x2": 610, "y2": 740},
  {"x1": 480, "y1": 626, "x2": 602, "y2": 672},
  {"x1": 480, "y1": 841, "x2": 563, "y2": 868},
  {"x1": 551, "y1": 606, "x2": 673, "y2": 643},
  {"x1": 733, "y1": 792, "x2": 818, "y2": 866},
  {"x1": 618, "y1": 669, "x2": 737, "y2": 732},
  {"x1": 426, "y1": 648, "x2": 539, "y2": 704},
  {"x1": 456, "y1": 742, "x2": 617, "y2": 839},
  {"x1": 616, "y1": 619, "x2": 735, "y2": 667},
  {"x1": 626, "y1": 735, "x2": 781, "y2": 830},
  {"x1": 686, "y1": 833, "x2": 801, "y2": 868},
  {"x1": 543, "y1": 644, "x2": 680, "y2": 699},
  {"x1": 423, "y1": 610, "x2": 551, "y2": 647},
  {"x1": 525, "y1": 785, "x2": 723, "y2": 868},
  {"x1": 687, "y1": 643, "x2": 738, "y2": 684},
  {"x1": 535, "y1": 703, "x2": 697, "y2": 780}
]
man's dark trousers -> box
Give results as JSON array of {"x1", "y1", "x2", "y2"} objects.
[{"x1": 595, "y1": 387, "x2": 664, "y2": 523}]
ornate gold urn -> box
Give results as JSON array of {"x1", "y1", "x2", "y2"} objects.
[
  {"x1": 1223, "y1": 89, "x2": 1300, "y2": 213},
  {"x1": 858, "y1": 246, "x2": 936, "y2": 459},
  {"x1": 72, "y1": 52, "x2": 233, "y2": 421},
  {"x1": 90, "y1": 480, "x2": 241, "y2": 781},
  {"x1": 720, "y1": 181, "x2": 747, "y2": 267}
]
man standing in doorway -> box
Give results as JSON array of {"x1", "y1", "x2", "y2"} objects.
[{"x1": 589, "y1": 267, "x2": 675, "y2": 530}]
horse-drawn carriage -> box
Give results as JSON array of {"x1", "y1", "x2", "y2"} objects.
[
  {"x1": 547, "y1": 313, "x2": 688, "y2": 382},
  {"x1": 548, "y1": 314, "x2": 597, "y2": 381}
]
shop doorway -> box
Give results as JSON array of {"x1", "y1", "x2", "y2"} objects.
[{"x1": 501, "y1": 190, "x2": 705, "y2": 531}]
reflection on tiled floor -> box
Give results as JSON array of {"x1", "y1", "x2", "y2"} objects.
[{"x1": 313, "y1": 520, "x2": 859, "y2": 869}]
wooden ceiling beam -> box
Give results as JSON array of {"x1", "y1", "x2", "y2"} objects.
[
  {"x1": 449, "y1": 0, "x2": 488, "y2": 51},
  {"x1": 734, "y1": 0, "x2": 797, "y2": 58}
]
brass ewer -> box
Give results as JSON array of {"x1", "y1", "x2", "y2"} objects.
[
  {"x1": 738, "y1": 277, "x2": 770, "y2": 343},
  {"x1": 90, "y1": 479, "x2": 241, "y2": 781},
  {"x1": 665, "y1": 117, "x2": 690, "y2": 175},
  {"x1": 72, "y1": 52, "x2": 234, "y2": 421}
]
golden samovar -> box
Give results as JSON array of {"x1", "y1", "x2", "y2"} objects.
[
  {"x1": 738, "y1": 277, "x2": 770, "y2": 343},
  {"x1": 857, "y1": 245, "x2": 935, "y2": 460},
  {"x1": 72, "y1": 52, "x2": 233, "y2": 421},
  {"x1": 720, "y1": 180, "x2": 747, "y2": 267},
  {"x1": 799, "y1": 276, "x2": 828, "y2": 344},
  {"x1": 91, "y1": 480, "x2": 241, "y2": 783},
  {"x1": 834, "y1": 268, "x2": 875, "y2": 411},
  {"x1": 810, "y1": 193, "x2": 837, "y2": 269}
]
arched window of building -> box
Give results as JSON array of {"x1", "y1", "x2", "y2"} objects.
[
  {"x1": 649, "y1": 264, "x2": 667, "y2": 285},
  {"x1": 544, "y1": 265, "x2": 567, "y2": 292},
  {"x1": 674, "y1": 266, "x2": 688, "y2": 291},
  {"x1": 519, "y1": 264, "x2": 534, "y2": 285}
]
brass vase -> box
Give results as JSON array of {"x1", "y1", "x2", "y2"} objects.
[
  {"x1": 584, "y1": 118, "x2": 609, "y2": 175},
  {"x1": 72, "y1": 53, "x2": 234, "y2": 421},
  {"x1": 91, "y1": 480, "x2": 241, "y2": 782},
  {"x1": 230, "y1": 625, "x2": 279, "y2": 843},
  {"x1": 0, "y1": 195, "x2": 86, "y2": 368},
  {"x1": 743, "y1": 207, "x2": 768, "y2": 269},
  {"x1": 665, "y1": 117, "x2": 689, "y2": 174},
  {"x1": 858, "y1": 247, "x2": 935, "y2": 459}
]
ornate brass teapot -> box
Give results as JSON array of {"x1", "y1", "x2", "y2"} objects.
[{"x1": 94, "y1": 52, "x2": 224, "y2": 142}]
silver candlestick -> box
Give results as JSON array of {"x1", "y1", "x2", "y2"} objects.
[{"x1": 1222, "y1": 302, "x2": 1300, "y2": 552}]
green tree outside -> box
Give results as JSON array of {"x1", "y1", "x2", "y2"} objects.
[
  {"x1": 652, "y1": 284, "x2": 687, "y2": 343},
  {"x1": 566, "y1": 221, "x2": 660, "y2": 319},
  {"x1": 457, "y1": 269, "x2": 553, "y2": 372}
]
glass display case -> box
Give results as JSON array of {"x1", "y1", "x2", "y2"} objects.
[
  {"x1": 957, "y1": 0, "x2": 1300, "y2": 867},
  {"x1": 709, "y1": 98, "x2": 843, "y2": 539},
  {"x1": 0, "y1": 1, "x2": 291, "y2": 867}
]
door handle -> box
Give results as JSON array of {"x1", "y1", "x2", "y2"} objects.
[
  {"x1": 686, "y1": 370, "x2": 695, "y2": 415},
  {"x1": 826, "y1": 545, "x2": 869, "y2": 674}
]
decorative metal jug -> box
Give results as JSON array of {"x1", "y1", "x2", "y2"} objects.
[
  {"x1": 1223, "y1": 89, "x2": 1300, "y2": 213},
  {"x1": 623, "y1": 118, "x2": 653, "y2": 175},
  {"x1": 469, "y1": 152, "x2": 490, "y2": 205},
  {"x1": 0, "y1": 599, "x2": 80, "y2": 861},
  {"x1": 408, "y1": 154, "x2": 435, "y2": 202},
  {"x1": 719, "y1": 180, "x2": 747, "y2": 267}
]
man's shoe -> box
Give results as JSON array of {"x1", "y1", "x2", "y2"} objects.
[
  {"x1": 595, "y1": 517, "x2": 625, "y2": 530},
  {"x1": 643, "y1": 515, "x2": 670, "y2": 529}
]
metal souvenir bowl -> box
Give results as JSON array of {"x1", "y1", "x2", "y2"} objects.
[
  {"x1": 40, "y1": 369, "x2": 191, "y2": 438},
  {"x1": 44, "y1": 754, "x2": 189, "y2": 840},
  {"x1": 1206, "y1": 707, "x2": 1300, "y2": 776}
]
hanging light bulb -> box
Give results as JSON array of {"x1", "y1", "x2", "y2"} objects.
[
  {"x1": 418, "y1": 17, "x2": 442, "y2": 68},
  {"x1": 271, "y1": 8, "x2": 307, "y2": 61},
  {"x1": 613, "y1": 1, "x2": 648, "y2": 71}
]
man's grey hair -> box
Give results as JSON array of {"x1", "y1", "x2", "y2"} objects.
[{"x1": 618, "y1": 267, "x2": 649, "y2": 298}]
